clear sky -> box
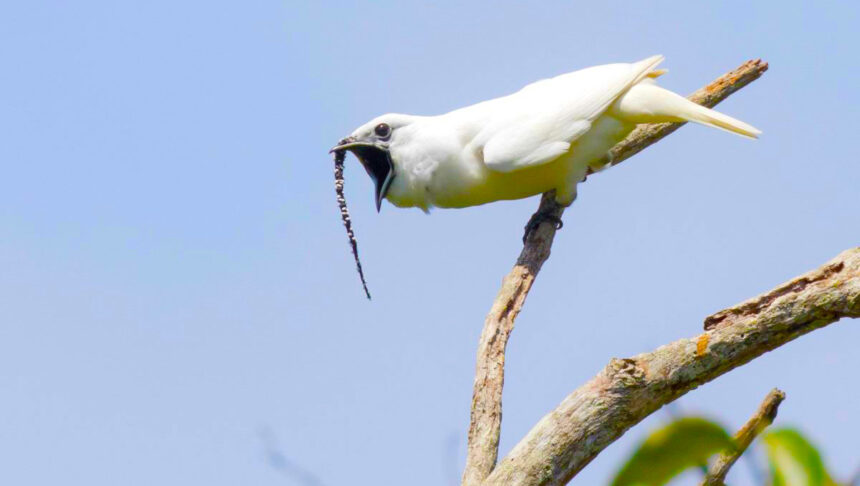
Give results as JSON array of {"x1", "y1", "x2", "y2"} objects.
[{"x1": 1, "y1": 1, "x2": 858, "y2": 485}]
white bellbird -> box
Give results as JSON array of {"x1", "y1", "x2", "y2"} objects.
[{"x1": 331, "y1": 55, "x2": 760, "y2": 298}]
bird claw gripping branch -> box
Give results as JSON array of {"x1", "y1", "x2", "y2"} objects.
[{"x1": 522, "y1": 208, "x2": 564, "y2": 244}]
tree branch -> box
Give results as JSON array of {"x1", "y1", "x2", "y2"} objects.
[
  {"x1": 462, "y1": 59, "x2": 769, "y2": 486},
  {"x1": 701, "y1": 388, "x2": 786, "y2": 486},
  {"x1": 481, "y1": 247, "x2": 859, "y2": 486}
]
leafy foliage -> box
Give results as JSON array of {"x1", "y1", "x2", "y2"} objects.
[
  {"x1": 611, "y1": 417, "x2": 734, "y2": 486},
  {"x1": 762, "y1": 428, "x2": 839, "y2": 486},
  {"x1": 611, "y1": 418, "x2": 847, "y2": 486}
]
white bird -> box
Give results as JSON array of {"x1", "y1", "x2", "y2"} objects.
[
  {"x1": 330, "y1": 55, "x2": 760, "y2": 297},
  {"x1": 334, "y1": 55, "x2": 758, "y2": 212}
]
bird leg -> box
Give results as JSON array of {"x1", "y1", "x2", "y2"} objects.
[{"x1": 522, "y1": 201, "x2": 564, "y2": 244}]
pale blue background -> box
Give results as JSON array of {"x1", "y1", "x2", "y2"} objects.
[{"x1": 1, "y1": 1, "x2": 858, "y2": 485}]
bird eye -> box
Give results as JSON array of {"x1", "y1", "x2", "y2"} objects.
[{"x1": 374, "y1": 123, "x2": 391, "y2": 138}]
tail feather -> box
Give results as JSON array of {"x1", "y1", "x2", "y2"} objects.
[
  {"x1": 611, "y1": 81, "x2": 761, "y2": 139},
  {"x1": 675, "y1": 94, "x2": 761, "y2": 139}
]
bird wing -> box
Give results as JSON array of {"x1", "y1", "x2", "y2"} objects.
[{"x1": 481, "y1": 55, "x2": 664, "y2": 173}]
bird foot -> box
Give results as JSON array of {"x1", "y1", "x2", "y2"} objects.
[{"x1": 522, "y1": 209, "x2": 564, "y2": 244}]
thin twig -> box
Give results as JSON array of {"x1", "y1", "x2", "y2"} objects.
[
  {"x1": 482, "y1": 248, "x2": 859, "y2": 486},
  {"x1": 461, "y1": 59, "x2": 769, "y2": 486},
  {"x1": 701, "y1": 388, "x2": 786, "y2": 486}
]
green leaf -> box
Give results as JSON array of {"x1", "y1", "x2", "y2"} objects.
[
  {"x1": 611, "y1": 417, "x2": 735, "y2": 486},
  {"x1": 762, "y1": 428, "x2": 837, "y2": 486}
]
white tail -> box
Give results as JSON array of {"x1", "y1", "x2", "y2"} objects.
[{"x1": 611, "y1": 80, "x2": 761, "y2": 139}]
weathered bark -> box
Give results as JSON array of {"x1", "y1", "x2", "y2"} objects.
[
  {"x1": 702, "y1": 388, "x2": 786, "y2": 486},
  {"x1": 462, "y1": 59, "x2": 770, "y2": 486},
  {"x1": 482, "y1": 248, "x2": 859, "y2": 486},
  {"x1": 462, "y1": 192, "x2": 562, "y2": 486}
]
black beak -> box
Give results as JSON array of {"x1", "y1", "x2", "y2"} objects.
[{"x1": 330, "y1": 138, "x2": 395, "y2": 212}]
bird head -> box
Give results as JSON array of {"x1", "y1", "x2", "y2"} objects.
[{"x1": 331, "y1": 114, "x2": 417, "y2": 211}]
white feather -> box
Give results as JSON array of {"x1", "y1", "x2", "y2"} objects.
[
  {"x1": 610, "y1": 81, "x2": 761, "y2": 138},
  {"x1": 344, "y1": 55, "x2": 761, "y2": 210},
  {"x1": 478, "y1": 55, "x2": 666, "y2": 173}
]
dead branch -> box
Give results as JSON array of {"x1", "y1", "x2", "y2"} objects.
[
  {"x1": 462, "y1": 59, "x2": 769, "y2": 486},
  {"x1": 701, "y1": 388, "x2": 786, "y2": 485},
  {"x1": 482, "y1": 248, "x2": 859, "y2": 486}
]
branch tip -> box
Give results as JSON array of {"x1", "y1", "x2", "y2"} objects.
[{"x1": 701, "y1": 388, "x2": 785, "y2": 486}]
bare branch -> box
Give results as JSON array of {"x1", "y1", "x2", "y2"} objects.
[
  {"x1": 462, "y1": 191, "x2": 561, "y2": 486},
  {"x1": 482, "y1": 248, "x2": 859, "y2": 486},
  {"x1": 701, "y1": 388, "x2": 786, "y2": 486},
  {"x1": 462, "y1": 59, "x2": 769, "y2": 486}
]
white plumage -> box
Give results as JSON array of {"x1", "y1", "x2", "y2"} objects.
[{"x1": 334, "y1": 55, "x2": 760, "y2": 212}]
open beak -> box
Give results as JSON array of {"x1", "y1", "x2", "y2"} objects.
[{"x1": 330, "y1": 137, "x2": 395, "y2": 212}]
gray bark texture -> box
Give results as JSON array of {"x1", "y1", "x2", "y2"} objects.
[{"x1": 483, "y1": 248, "x2": 859, "y2": 486}]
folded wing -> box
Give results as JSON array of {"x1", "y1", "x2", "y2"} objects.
[{"x1": 481, "y1": 55, "x2": 665, "y2": 173}]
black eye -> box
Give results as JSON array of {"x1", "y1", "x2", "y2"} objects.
[{"x1": 374, "y1": 123, "x2": 391, "y2": 138}]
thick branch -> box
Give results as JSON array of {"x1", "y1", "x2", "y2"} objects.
[
  {"x1": 702, "y1": 388, "x2": 785, "y2": 485},
  {"x1": 462, "y1": 59, "x2": 769, "y2": 486},
  {"x1": 482, "y1": 248, "x2": 860, "y2": 486}
]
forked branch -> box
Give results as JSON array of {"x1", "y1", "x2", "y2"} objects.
[
  {"x1": 463, "y1": 59, "x2": 770, "y2": 486},
  {"x1": 482, "y1": 248, "x2": 859, "y2": 486}
]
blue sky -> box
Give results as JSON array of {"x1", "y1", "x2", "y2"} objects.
[{"x1": 1, "y1": 1, "x2": 858, "y2": 485}]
